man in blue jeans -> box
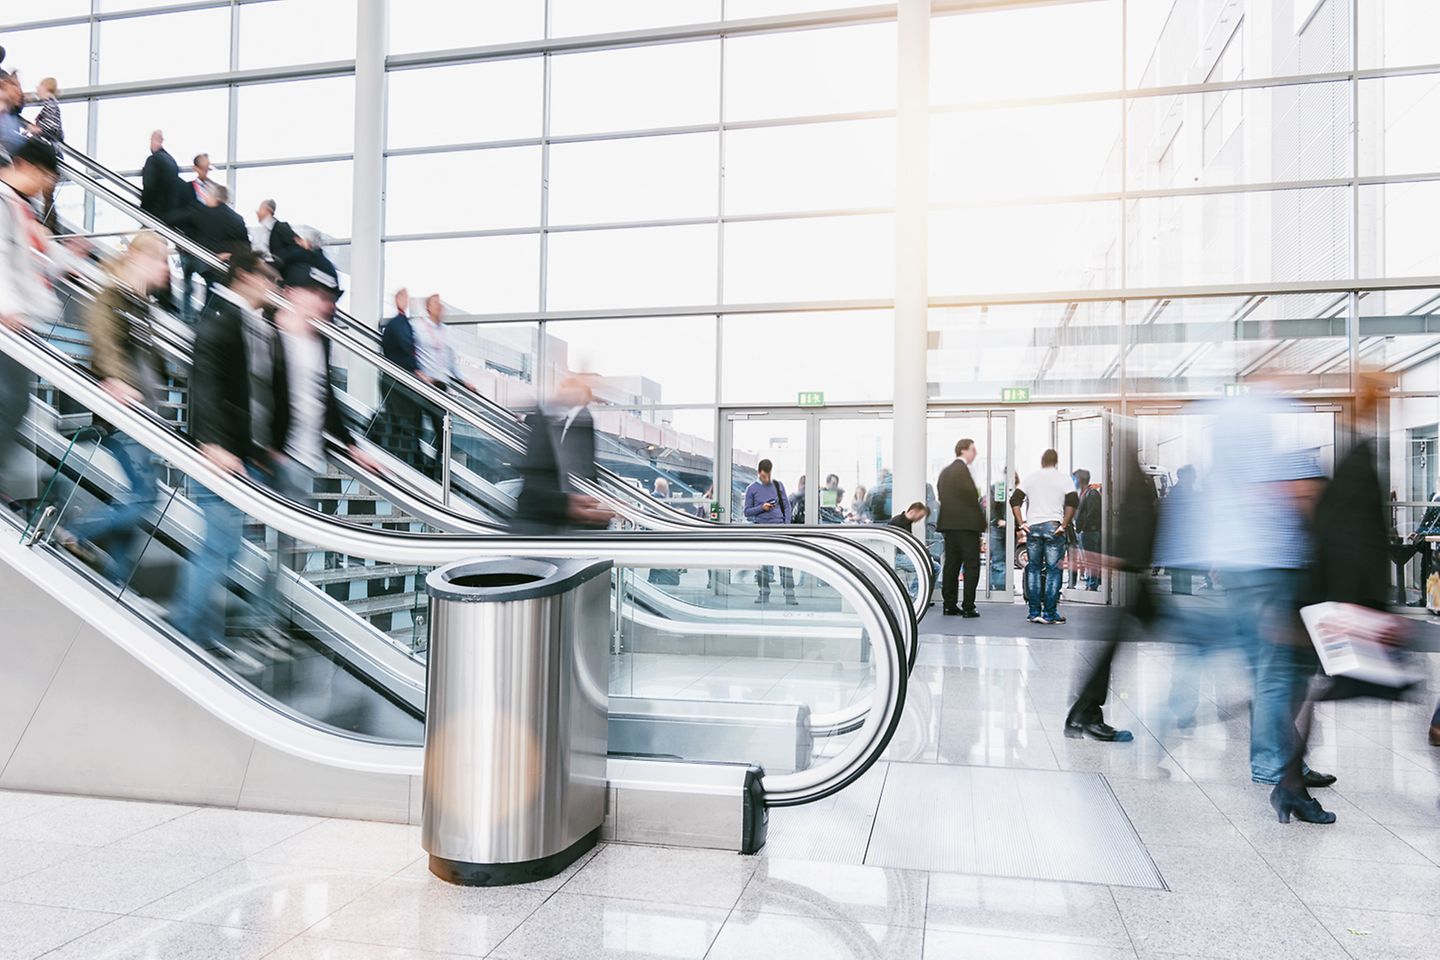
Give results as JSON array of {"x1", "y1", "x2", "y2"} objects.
[
  {"x1": 1013, "y1": 449, "x2": 1078, "y2": 625},
  {"x1": 742, "y1": 457, "x2": 797, "y2": 605}
]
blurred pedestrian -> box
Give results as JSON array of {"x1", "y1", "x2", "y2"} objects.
[
  {"x1": 937, "y1": 438, "x2": 985, "y2": 618},
  {"x1": 1064, "y1": 426, "x2": 1155, "y2": 743},
  {"x1": 0, "y1": 139, "x2": 61, "y2": 507},
  {"x1": 743, "y1": 458, "x2": 797, "y2": 605},
  {"x1": 1074, "y1": 468, "x2": 1103, "y2": 591},
  {"x1": 511, "y1": 374, "x2": 612, "y2": 535},
  {"x1": 647, "y1": 478, "x2": 681, "y2": 586},
  {"x1": 25, "y1": 77, "x2": 62, "y2": 228},
  {"x1": 1015, "y1": 448, "x2": 1078, "y2": 625},
  {"x1": 0, "y1": 77, "x2": 26, "y2": 158},
  {"x1": 174, "y1": 152, "x2": 217, "y2": 322},
  {"x1": 57, "y1": 232, "x2": 170, "y2": 582}
]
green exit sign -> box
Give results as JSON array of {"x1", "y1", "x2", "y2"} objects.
[
  {"x1": 797, "y1": 391, "x2": 825, "y2": 407},
  {"x1": 1001, "y1": 387, "x2": 1030, "y2": 403}
]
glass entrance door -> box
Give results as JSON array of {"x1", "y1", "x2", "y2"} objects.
[
  {"x1": 1054, "y1": 407, "x2": 1112, "y2": 605},
  {"x1": 925, "y1": 409, "x2": 1015, "y2": 602}
]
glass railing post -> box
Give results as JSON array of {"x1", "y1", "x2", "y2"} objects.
[{"x1": 440, "y1": 411, "x2": 453, "y2": 506}]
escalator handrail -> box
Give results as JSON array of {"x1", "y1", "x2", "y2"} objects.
[
  {"x1": 1, "y1": 323, "x2": 906, "y2": 808},
  {"x1": 56, "y1": 151, "x2": 935, "y2": 620}
]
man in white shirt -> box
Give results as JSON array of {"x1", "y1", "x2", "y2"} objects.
[
  {"x1": 1013, "y1": 448, "x2": 1079, "y2": 624},
  {"x1": 250, "y1": 199, "x2": 277, "y2": 256}
]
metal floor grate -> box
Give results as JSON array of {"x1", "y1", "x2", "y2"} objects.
[{"x1": 766, "y1": 762, "x2": 1165, "y2": 890}]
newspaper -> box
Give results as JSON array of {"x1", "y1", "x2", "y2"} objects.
[{"x1": 1298, "y1": 602, "x2": 1425, "y2": 689}]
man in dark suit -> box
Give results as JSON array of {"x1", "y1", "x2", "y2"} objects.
[
  {"x1": 379, "y1": 288, "x2": 422, "y2": 471},
  {"x1": 140, "y1": 130, "x2": 184, "y2": 310},
  {"x1": 937, "y1": 438, "x2": 985, "y2": 617},
  {"x1": 511, "y1": 375, "x2": 613, "y2": 535}
]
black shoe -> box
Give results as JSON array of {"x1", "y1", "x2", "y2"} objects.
[
  {"x1": 1270, "y1": 785, "x2": 1336, "y2": 824},
  {"x1": 943, "y1": 606, "x2": 962, "y2": 616},
  {"x1": 1066, "y1": 718, "x2": 1134, "y2": 742},
  {"x1": 1049, "y1": 614, "x2": 1067, "y2": 624},
  {"x1": 960, "y1": 609, "x2": 980, "y2": 618},
  {"x1": 1303, "y1": 770, "x2": 1337, "y2": 789}
]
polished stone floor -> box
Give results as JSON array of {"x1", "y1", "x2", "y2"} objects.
[{"x1": 2, "y1": 613, "x2": 1438, "y2": 958}]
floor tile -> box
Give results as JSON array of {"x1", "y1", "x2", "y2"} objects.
[
  {"x1": 1267, "y1": 856, "x2": 1440, "y2": 915},
  {"x1": 0, "y1": 791, "x2": 79, "y2": 827},
  {"x1": 0, "y1": 837, "x2": 89, "y2": 884},
  {"x1": 924, "y1": 874, "x2": 1131, "y2": 947},
  {"x1": 0, "y1": 900, "x2": 116, "y2": 960},
  {"x1": 306, "y1": 876, "x2": 548, "y2": 956},
  {"x1": 262, "y1": 940, "x2": 474, "y2": 960},
  {"x1": 706, "y1": 910, "x2": 923, "y2": 960},
  {"x1": 1311, "y1": 905, "x2": 1440, "y2": 960},
  {"x1": 115, "y1": 807, "x2": 324, "y2": 861},
  {"x1": 134, "y1": 859, "x2": 384, "y2": 934},
  {"x1": 0, "y1": 845, "x2": 233, "y2": 914},
  {"x1": 1143, "y1": 844, "x2": 1291, "y2": 899},
  {"x1": 560, "y1": 844, "x2": 757, "y2": 909},
  {"x1": 35, "y1": 915, "x2": 287, "y2": 960},
  {"x1": 735, "y1": 858, "x2": 927, "y2": 927},
  {"x1": 1111, "y1": 888, "x2": 1350, "y2": 959},
  {"x1": 1332, "y1": 788, "x2": 1440, "y2": 828},
  {"x1": 923, "y1": 929, "x2": 1139, "y2": 960},
  {"x1": 0, "y1": 797, "x2": 194, "y2": 847},
  {"x1": 248, "y1": 819, "x2": 421, "y2": 875},
  {"x1": 488, "y1": 892, "x2": 726, "y2": 959}
]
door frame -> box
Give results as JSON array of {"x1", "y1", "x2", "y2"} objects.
[{"x1": 925, "y1": 406, "x2": 1017, "y2": 602}]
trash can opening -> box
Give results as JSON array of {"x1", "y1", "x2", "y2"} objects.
[{"x1": 449, "y1": 572, "x2": 545, "y2": 590}]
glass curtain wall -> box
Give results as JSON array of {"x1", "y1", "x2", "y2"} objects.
[{"x1": 9, "y1": 1, "x2": 1440, "y2": 516}]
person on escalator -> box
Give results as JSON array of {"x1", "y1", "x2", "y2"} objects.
[
  {"x1": 511, "y1": 373, "x2": 612, "y2": 535},
  {"x1": 0, "y1": 138, "x2": 60, "y2": 510},
  {"x1": 56, "y1": 232, "x2": 170, "y2": 582},
  {"x1": 175, "y1": 249, "x2": 278, "y2": 672}
]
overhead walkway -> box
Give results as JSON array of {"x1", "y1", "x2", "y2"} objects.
[{"x1": 0, "y1": 320, "x2": 911, "y2": 851}]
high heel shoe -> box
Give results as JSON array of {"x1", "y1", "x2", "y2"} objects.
[{"x1": 1269, "y1": 785, "x2": 1336, "y2": 824}]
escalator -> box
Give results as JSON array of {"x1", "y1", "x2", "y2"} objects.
[
  {"x1": 0, "y1": 321, "x2": 909, "y2": 849},
  {"x1": 51, "y1": 146, "x2": 936, "y2": 632}
]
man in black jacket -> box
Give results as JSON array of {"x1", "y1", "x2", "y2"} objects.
[
  {"x1": 140, "y1": 130, "x2": 184, "y2": 310},
  {"x1": 378, "y1": 288, "x2": 423, "y2": 471},
  {"x1": 175, "y1": 251, "x2": 278, "y2": 664},
  {"x1": 511, "y1": 375, "x2": 612, "y2": 534},
  {"x1": 937, "y1": 438, "x2": 985, "y2": 617}
]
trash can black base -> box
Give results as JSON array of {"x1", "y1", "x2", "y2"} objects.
[{"x1": 428, "y1": 827, "x2": 601, "y2": 887}]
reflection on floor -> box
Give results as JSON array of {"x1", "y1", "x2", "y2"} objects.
[{"x1": 2, "y1": 613, "x2": 1438, "y2": 958}]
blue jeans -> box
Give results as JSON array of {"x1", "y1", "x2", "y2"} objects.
[
  {"x1": 177, "y1": 464, "x2": 264, "y2": 650},
  {"x1": 72, "y1": 433, "x2": 157, "y2": 583},
  {"x1": 989, "y1": 526, "x2": 1007, "y2": 590},
  {"x1": 1025, "y1": 521, "x2": 1065, "y2": 618},
  {"x1": 1080, "y1": 530, "x2": 1102, "y2": 589},
  {"x1": 1226, "y1": 568, "x2": 1311, "y2": 783}
]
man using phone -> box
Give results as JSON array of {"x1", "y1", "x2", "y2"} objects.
[{"x1": 742, "y1": 458, "x2": 797, "y2": 605}]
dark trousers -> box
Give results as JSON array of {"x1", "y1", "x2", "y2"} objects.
[
  {"x1": 1068, "y1": 575, "x2": 1155, "y2": 723},
  {"x1": 941, "y1": 529, "x2": 981, "y2": 612}
]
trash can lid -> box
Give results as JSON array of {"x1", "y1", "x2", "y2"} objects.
[{"x1": 426, "y1": 557, "x2": 613, "y2": 603}]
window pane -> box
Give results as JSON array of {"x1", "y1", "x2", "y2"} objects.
[
  {"x1": 94, "y1": 89, "x2": 230, "y2": 172},
  {"x1": 452, "y1": 323, "x2": 539, "y2": 410},
  {"x1": 930, "y1": 202, "x2": 1120, "y2": 295},
  {"x1": 232, "y1": 161, "x2": 354, "y2": 239},
  {"x1": 384, "y1": 236, "x2": 540, "y2": 315},
  {"x1": 726, "y1": 23, "x2": 895, "y2": 123},
  {"x1": 931, "y1": 102, "x2": 1120, "y2": 205},
  {"x1": 1361, "y1": 181, "x2": 1440, "y2": 279},
  {"x1": 546, "y1": 317, "x2": 717, "y2": 405},
  {"x1": 2, "y1": 1, "x2": 88, "y2": 24},
  {"x1": 929, "y1": 302, "x2": 1121, "y2": 401},
  {"x1": 726, "y1": 0, "x2": 878, "y2": 17},
  {"x1": 34, "y1": 101, "x2": 88, "y2": 155},
  {"x1": 1127, "y1": 81, "x2": 1349, "y2": 191},
  {"x1": 3, "y1": 24, "x2": 91, "y2": 92},
  {"x1": 1127, "y1": 187, "x2": 1349, "y2": 287},
  {"x1": 724, "y1": 214, "x2": 893, "y2": 303},
  {"x1": 1359, "y1": 0, "x2": 1440, "y2": 68},
  {"x1": 725, "y1": 118, "x2": 893, "y2": 215},
  {"x1": 594, "y1": 407, "x2": 715, "y2": 513},
  {"x1": 239, "y1": 0, "x2": 358, "y2": 70},
  {"x1": 1129, "y1": 0, "x2": 1350, "y2": 89},
  {"x1": 548, "y1": 133, "x2": 717, "y2": 226},
  {"x1": 550, "y1": 41, "x2": 720, "y2": 136},
  {"x1": 548, "y1": 224, "x2": 717, "y2": 311},
  {"x1": 721, "y1": 311, "x2": 892, "y2": 404},
  {"x1": 549, "y1": 0, "x2": 719, "y2": 36},
  {"x1": 1359, "y1": 76, "x2": 1440, "y2": 178},
  {"x1": 387, "y1": 60, "x2": 543, "y2": 148},
  {"x1": 236, "y1": 77, "x2": 356, "y2": 160},
  {"x1": 388, "y1": 0, "x2": 545, "y2": 55},
  {"x1": 385, "y1": 147, "x2": 541, "y2": 235},
  {"x1": 933, "y1": 2, "x2": 1120, "y2": 105},
  {"x1": 99, "y1": 9, "x2": 232, "y2": 85},
  {"x1": 98, "y1": 0, "x2": 197, "y2": 10}
]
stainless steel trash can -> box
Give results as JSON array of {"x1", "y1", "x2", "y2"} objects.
[{"x1": 422, "y1": 557, "x2": 612, "y2": 885}]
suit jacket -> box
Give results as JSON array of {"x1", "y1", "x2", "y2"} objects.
[
  {"x1": 268, "y1": 220, "x2": 298, "y2": 267},
  {"x1": 184, "y1": 204, "x2": 250, "y2": 271},
  {"x1": 512, "y1": 409, "x2": 600, "y2": 533},
  {"x1": 270, "y1": 332, "x2": 354, "y2": 457},
  {"x1": 381, "y1": 311, "x2": 418, "y2": 374},
  {"x1": 936, "y1": 458, "x2": 984, "y2": 532},
  {"x1": 1307, "y1": 439, "x2": 1389, "y2": 610},
  {"x1": 139, "y1": 148, "x2": 184, "y2": 223},
  {"x1": 189, "y1": 293, "x2": 257, "y2": 460}
]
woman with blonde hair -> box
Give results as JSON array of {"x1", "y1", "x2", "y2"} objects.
[
  {"x1": 27, "y1": 77, "x2": 63, "y2": 227},
  {"x1": 58, "y1": 232, "x2": 171, "y2": 581}
]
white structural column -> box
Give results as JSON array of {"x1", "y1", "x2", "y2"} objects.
[
  {"x1": 348, "y1": 0, "x2": 389, "y2": 407},
  {"x1": 894, "y1": 0, "x2": 930, "y2": 528}
]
